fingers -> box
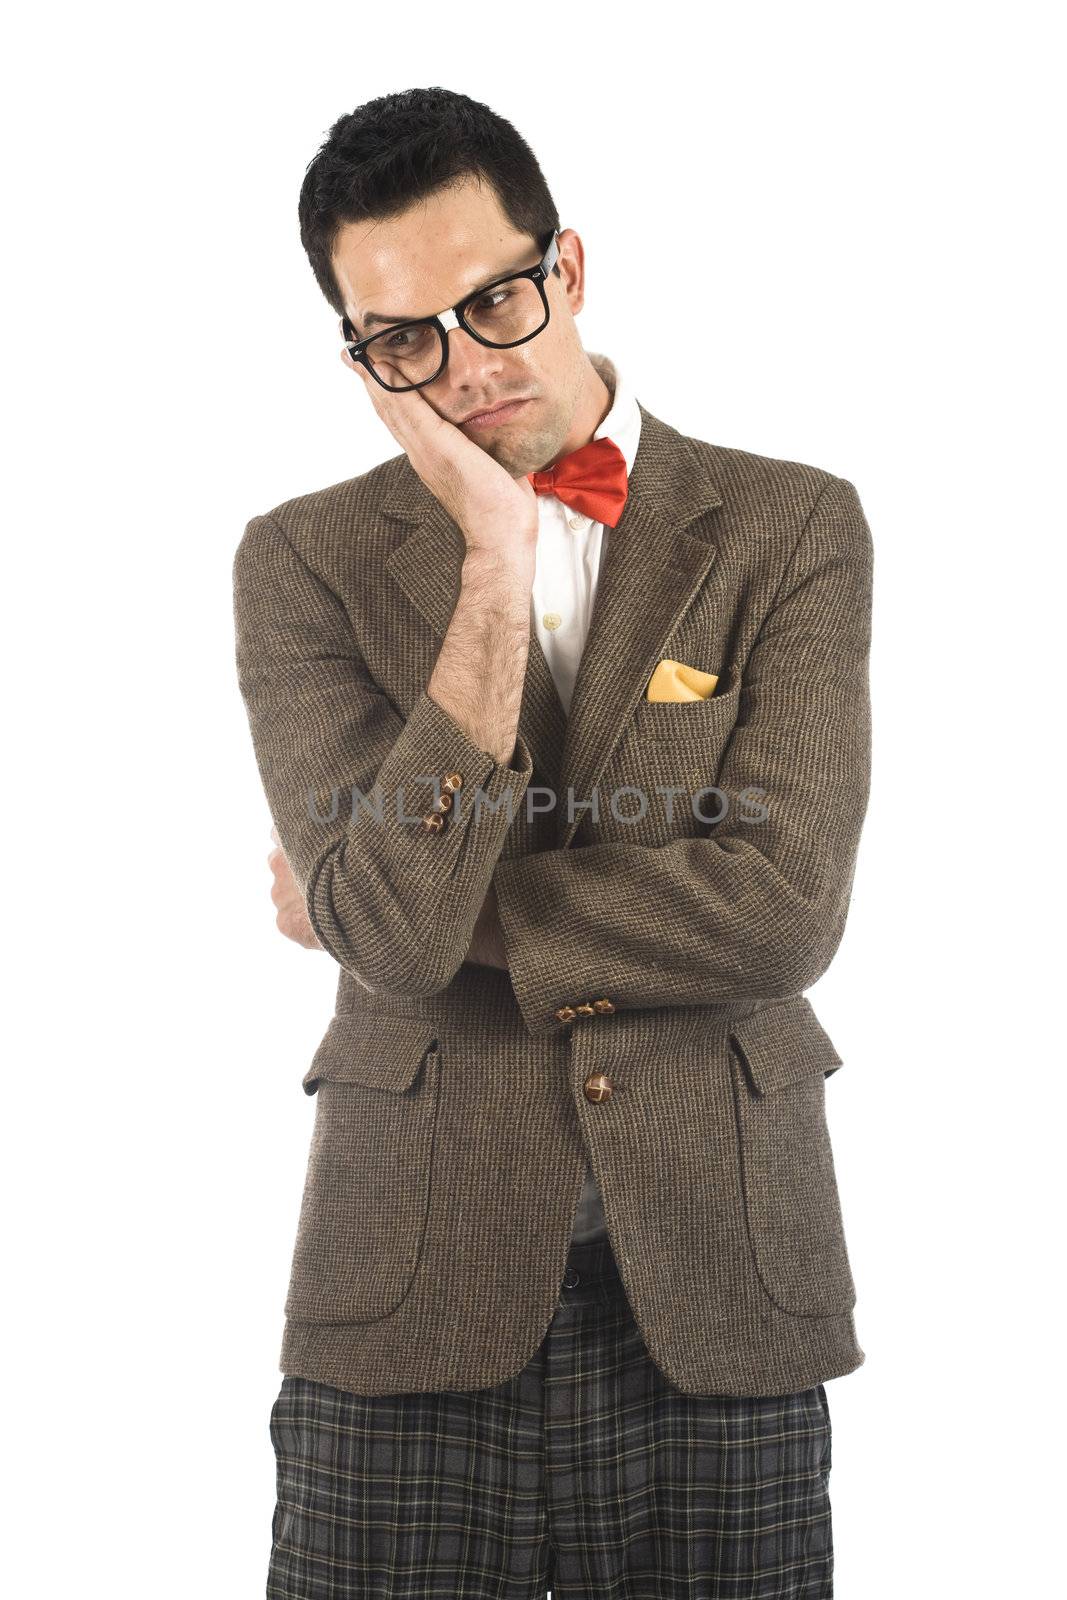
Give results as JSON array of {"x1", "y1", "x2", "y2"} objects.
[
  {"x1": 276, "y1": 903, "x2": 324, "y2": 950},
  {"x1": 267, "y1": 847, "x2": 290, "y2": 891},
  {"x1": 337, "y1": 317, "x2": 445, "y2": 454},
  {"x1": 265, "y1": 825, "x2": 323, "y2": 949}
]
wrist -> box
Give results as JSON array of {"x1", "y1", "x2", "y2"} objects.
[{"x1": 461, "y1": 540, "x2": 537, "y2": 577}]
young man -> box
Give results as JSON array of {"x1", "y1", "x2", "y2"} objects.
[{"x1": 234, "y1": 86, "x2": 873, "y2": 1600}]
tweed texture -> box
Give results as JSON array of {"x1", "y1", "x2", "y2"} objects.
[
  {"x1": 232, "y1": 401, "x2": 873, "y2": 1398},
  {"x1": 267, "y1": 1237, "x2": 833, "y2": 1599}
]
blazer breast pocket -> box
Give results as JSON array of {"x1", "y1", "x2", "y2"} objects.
[
  {"x1": 631, "y1": 667, "x2": 742, "y2": 740},
  {"x1": 285, "y1": 1013, "x2": 442, "y2": 1324}
]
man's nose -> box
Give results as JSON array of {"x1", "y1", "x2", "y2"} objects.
[{"x1": 440, "y1": 324, "x2": 505, "y2": 390}]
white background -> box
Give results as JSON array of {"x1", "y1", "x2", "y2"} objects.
[{"x1": 5, "y1": 3, "x2": 1063, "y2": 1594}]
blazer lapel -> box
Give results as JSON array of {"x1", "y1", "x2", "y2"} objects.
[
  {"x1": 554, "y1": 404, "x2": 723, "y2": 848},
  {"x1": 383, "y1": 401, "x2": 723, "y2": 848}
]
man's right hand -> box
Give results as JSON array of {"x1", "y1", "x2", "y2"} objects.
[
  {"x1": 268, "y1": 826, "x2": 324, "y2": 951},
  {"x1": 340, "y1": 336, "x2": 537, "y2": 768},
  {"x1": 340, "y1": 331, "x2": 539, "y2": 557}
]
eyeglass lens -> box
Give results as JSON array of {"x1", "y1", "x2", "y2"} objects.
[{"x1": 363, "y1": 275, "x2": 548, "y2": 389}]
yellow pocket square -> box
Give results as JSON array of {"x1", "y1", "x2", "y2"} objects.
[{"x1": 646, "y1": 658, "x2": 720, "y2": 702}]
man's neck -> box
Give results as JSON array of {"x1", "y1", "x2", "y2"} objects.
[{"x1": 552, "y1": 353, "x2": 614, "y2": 461}]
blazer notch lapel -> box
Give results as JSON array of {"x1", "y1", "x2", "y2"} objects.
[{"x1": 555, "y1": 407, "x2": 724, "y2": 848}]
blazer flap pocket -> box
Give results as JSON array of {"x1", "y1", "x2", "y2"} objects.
[
  {"x1": 302, "y1": 1013, "x2": 440, "y2": 1096},
  {"x1": 729, "y1": 998, "x2": 842, "y2": 1097}
]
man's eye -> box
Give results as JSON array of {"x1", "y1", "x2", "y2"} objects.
[
  {"x1": 473, "y1": 290, "x2": 512, "y2": 313},
  {"x1": 385, "y1": 324, "x2": 432, "y2": 350}
]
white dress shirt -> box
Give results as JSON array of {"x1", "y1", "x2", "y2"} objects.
[{"x1": 529, "y1": 351, "x2": 642, "y2": 1244}]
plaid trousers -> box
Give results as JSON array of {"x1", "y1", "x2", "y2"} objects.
[{"x1": 267, "y1": 1236, "x2": 834, "y2": 1599}]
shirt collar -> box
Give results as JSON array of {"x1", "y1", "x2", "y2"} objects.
[{"x1": 587, "y1": 350, "x2": 641, "y2": 478}]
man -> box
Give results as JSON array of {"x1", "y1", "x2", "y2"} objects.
[{"x1": 234, "y1": 86, "x2": 872, "y2": 1600}]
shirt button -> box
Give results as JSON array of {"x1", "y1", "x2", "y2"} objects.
[
  {"x1": 567, "y1": 514, "x2": 584, "y2": 530},
  {"x1": 543, "y1": 612, "x2": 562, "y2": 630}
]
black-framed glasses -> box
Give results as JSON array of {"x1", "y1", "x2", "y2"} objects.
[{"x1": 341, "y1": 231, "x2": 560, "y2": 392}]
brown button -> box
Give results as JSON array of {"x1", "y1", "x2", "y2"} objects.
[
  {"x1": 421, "y1": 813, "x2": 445, "y2": 832},
  {"x1": 592, "y1": 998, "x2": 615, "y2": 1014},
  {"x1": 575, "y1": 1003, "x2": 595, "y2": 1018},
  {"x1": 443, "y1": 772, "x2": 463, "y2": 791},
  {"x1": 554, "y1": 1005, "x2": 577, "y2": 1023},
  {"x1": 584, "y1": 1072, "x2": 615, "y2": 1103},
  {"x1": 432, "y1": 791, "x2": 454, "y2": 813}
]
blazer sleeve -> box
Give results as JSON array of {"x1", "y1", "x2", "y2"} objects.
[
  {"x1": 492, "y1": 475, "x2": 874, "y2": 1036},
  {"x1": 233, "y1": 512, "x2": 534, "y2": 995}
]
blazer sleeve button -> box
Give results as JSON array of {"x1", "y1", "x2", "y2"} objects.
[
  {"x1": 421, "y1": 813, "x2": 446, "y2": 833},
  {"x1": 592, "y1": 998, "x2": 616, "y2": 1014},
  {"x1": 575, "y1": 1003, "x2": 596, "y2": 1017},
  {"x1": 554, "y1": 1005, "x2": 577, "y2": 1023}
]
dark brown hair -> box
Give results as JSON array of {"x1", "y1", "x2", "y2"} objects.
[{"x1": 298, "y1": 86, "x2": 562, "y2": 318}]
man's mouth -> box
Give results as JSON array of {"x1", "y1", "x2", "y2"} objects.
[{"x1": 460, "y1": 398, "x2": 531, "y2": 428}]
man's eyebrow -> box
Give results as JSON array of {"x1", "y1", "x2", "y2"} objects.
[
  {"x1": 360, "y1": 308, "x2": 422, "y2": 330},
  {"x1": 358, "y1": 254, "x2": 533, "y2": 331}
]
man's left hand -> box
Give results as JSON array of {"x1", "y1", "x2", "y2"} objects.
[
  {"x1": 267, "y1": 826, "x2": 324, "y2": 950},
  {"x1": 266, "y1": 827, "x2": 508, "y2": 969}
]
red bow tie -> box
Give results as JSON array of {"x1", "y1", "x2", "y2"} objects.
[{"x1": 527, "y1": 436, "x2": 629, "y2": 528}]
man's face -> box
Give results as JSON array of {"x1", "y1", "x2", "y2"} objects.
[{"x1": 331, "y1": 176, "x2": 590, "y2": 477}]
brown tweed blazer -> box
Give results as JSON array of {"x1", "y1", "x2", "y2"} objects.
[{"x1": 232, "y1": 401, "x2": 873, "y2": 1398}]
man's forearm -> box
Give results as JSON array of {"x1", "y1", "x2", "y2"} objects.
[
  {"x1": 234, "y1": 516, "x2": 535, "y2": 996},
  {"x1": 429, "y1": 546, "x2": 536, "y2": 768},
  {"x1": 492, "y1": 474, "x2": 874, "y2": 1034}
]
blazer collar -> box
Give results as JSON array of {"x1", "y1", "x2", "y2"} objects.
[{"x1": 384, "y1": 400, "x2": 724, "y2": 848}]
